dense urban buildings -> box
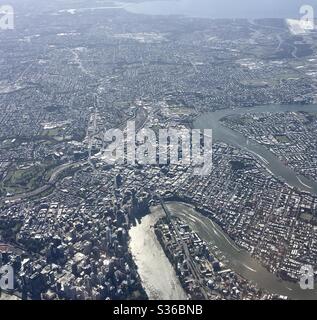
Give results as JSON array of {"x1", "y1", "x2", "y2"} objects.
[{"x1": 0, "y1": 0, "x2": 317, "y2": 300}]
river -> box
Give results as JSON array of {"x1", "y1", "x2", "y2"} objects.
[
  {"x1": 129, "y1": 208, "x2": 188, "y2": 300},
  {"x1": 130, "y1": 202, "x2": 317, "y2": 300},
  {"x1": 129, "y1": 103, "x2": 317, "y2": 300},
  {"x1": 194, "y1": 103, "x2": 317, "y2": 194},
  {"x1": 167, "y1": 202, "x2": 317, "y2": 300}
]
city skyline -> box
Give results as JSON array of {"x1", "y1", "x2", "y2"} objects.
[{"x1": 0, "y1": 0, "x2": 317, "y2": 304}]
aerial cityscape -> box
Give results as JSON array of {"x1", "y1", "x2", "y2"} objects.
[{"x1": 0, "y1": 0, "x2": 317, "y2": 302}]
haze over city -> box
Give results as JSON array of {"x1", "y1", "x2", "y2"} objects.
[{"x1": 0, "y1": 0, "x2": 316, "y2": 306}]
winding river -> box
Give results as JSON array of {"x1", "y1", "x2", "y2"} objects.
[
  {"x1": 129, "y1": 209, "x2": 188, "y2": 300},
  {"x1": 167, "y1": 202, "x2": 317, "y2": 300},
  {"x1": 130, "y1": 104, "x2": 317, "y2": 300},
  {"x1": 131, "y1": 200, "x2": 317, "y2": 300},
  {"x1": 194, "y1": 103, "x2": 317, "y2": 194}
]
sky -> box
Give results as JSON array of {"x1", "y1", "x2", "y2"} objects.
[{"x1": 125, "y1": 0, "x2": 317, "y2": 19}]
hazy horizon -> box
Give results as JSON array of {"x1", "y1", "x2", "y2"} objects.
[{"x1": 125, "y1": 0, "x2": 317, "y2": 19}]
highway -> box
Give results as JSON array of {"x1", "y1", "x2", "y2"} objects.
[
  {"x1": 159, "y1": 197, "x2": 209, "y2": 299},
  {"x1": 3, "y1": 161, "x2": 87, "y2": 202},
  {"x1": 3, "y1": 104, "x2": 148, "y2": 202}
]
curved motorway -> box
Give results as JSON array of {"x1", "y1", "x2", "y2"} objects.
[
  {"x1": 3, "y1": 106, "x2": 148, "y2": 202},
  {"x1": 3, "y1": 161, "x2": 87, "y2": 202}
]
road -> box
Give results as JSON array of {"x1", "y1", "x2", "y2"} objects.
[
  {"x1": 3, "y1": 103, "x2": 148, "y2": 202},
  {"x1": 159, "y1": 197, "x2": 209, "y2": 299},
  {"x1": 3, "y1": 161, "x2": 86, "y2": 202}
]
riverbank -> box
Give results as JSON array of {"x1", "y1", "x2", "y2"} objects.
[
  {"x1": 166, "y1": 201, "x2": 317, "y2": 300},
  {"x1": 194, "y1": 103, "x2": 317, "y2": 195},
  {"x1": 130, "y1": 195, "x2": 317, "y2": 300}
]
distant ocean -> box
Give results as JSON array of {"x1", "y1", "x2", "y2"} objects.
[{"x1": 122, "y1": 0, "x2": 317, "y2": 19}]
